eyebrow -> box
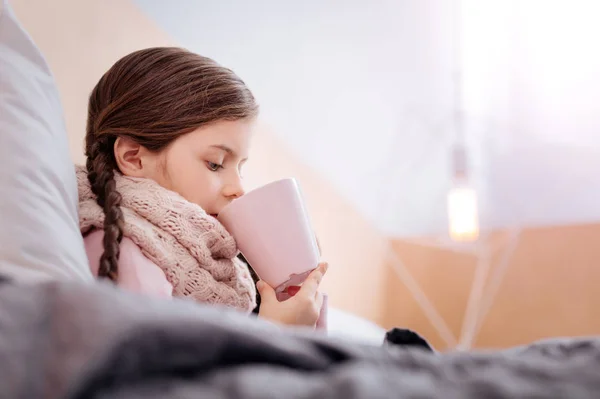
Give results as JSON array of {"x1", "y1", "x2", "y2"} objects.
[
  {"x1": 210, "y1": 144, "x2": 234, "y2": 154},
  {"x1": 210, "y1": 144, "x2": 248, "y2": 162}
]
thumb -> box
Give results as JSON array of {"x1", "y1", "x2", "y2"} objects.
[{"x1": 256, "y1": 280, "x2": 276, "y2": 302}]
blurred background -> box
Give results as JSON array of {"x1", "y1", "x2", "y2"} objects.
[{"x1": 12, "y1": 0, "x2": 600, "y2": 350}]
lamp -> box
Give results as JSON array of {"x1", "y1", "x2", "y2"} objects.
[{"x1": 447, "y1": 144, "x2": 479, "y2": 242}]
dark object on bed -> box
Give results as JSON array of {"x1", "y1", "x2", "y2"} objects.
[
  {"x1": 384, "y1": 328, "x2": 434, "y2": 352},
  {"x1": 2, "y1": 279, "x2": 600, "y2": 398}
]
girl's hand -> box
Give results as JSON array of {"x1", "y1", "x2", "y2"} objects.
[{"x1": 257, "y1": 262, "x2": 328, "y2": 327}]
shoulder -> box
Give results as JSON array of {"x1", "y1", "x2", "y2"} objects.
[{"x1": 83, "y1": 229, "x2": 172, "y2": 298}]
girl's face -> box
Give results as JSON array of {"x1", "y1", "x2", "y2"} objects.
[{"x1": 115, "y1": 119, "x2": 256, "y2": 217}]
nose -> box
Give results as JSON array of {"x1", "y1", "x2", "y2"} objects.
[{"x1": 223, "y1": 173, "x2": 245, "y2": 200}]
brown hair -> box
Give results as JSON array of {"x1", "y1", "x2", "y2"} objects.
[{"x1": 85, "y1": 47, "x2": 259, "y2": 281}]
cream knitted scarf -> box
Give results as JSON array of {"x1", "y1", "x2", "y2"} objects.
[{"x1": 76, "y1": 165, "x2": 256, "y2": 312}]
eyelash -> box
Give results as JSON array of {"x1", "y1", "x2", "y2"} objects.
[{"x1": 207, "y1": 162, "x2": 223, "y2": 171}]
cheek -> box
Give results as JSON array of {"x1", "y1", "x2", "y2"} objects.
[
  {"x1": 161, "y1": 153, "x2": 219, "y2": 208},
  {"x1": 141, "y1": 152, "x2": 170, "y2": 188}
]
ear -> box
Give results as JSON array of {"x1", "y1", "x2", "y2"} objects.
[{"x1": 114, "y1": 137, "x2": 152, "y2": 178}]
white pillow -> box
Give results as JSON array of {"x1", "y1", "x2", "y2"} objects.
[
  {"x1": 0, "y1": 0, "x2": 91, "y2": 282},
  {"x1": 327, "y1": 308, "x2": 386, "y2": 345}
]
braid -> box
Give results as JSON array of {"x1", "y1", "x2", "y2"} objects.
[{"x1": 85, "y1": 140, "x2": 124, "y2": 282}]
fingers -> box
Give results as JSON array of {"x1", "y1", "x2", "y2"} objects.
[
  {"x1": 256, "y1": 280, "x2": 276, "y2": 303},
  {"x1": 315, "y1": 291, "x2": 324, "y2": 310},
  {"x1": 299, "y1": 262, "x2": 328, "y2": 299},
  {"x1": 307, "y1": 292, "x2": 324, "y2": 326}
]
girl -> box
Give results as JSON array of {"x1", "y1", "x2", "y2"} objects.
[{"x1": 79, "y1": 47, "x2": 326, "y2": 328}]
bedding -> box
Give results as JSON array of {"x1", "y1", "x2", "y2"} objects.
[{"x1": 1, "y1": 276, "x2": 599, "y2": 399}]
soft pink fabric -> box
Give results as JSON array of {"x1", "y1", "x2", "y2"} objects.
[
  {"x1": 84, "y1": 229, "x2": 173, "y2": 298},
  {"x1": 77, "y1": 165, "x2": 256, "y2": 312}
]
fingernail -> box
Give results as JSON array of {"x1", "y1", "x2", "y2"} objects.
[
  {"x1": 321, "y1": 262, "x2": 329, "y2": 272},
  {"x1": 256, "y1": 281, "x2": 264, "y2": 290}
]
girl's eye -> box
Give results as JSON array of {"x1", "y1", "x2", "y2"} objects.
[{"x1": 207, "y1": 162, "x2": 222, "y2": 171}]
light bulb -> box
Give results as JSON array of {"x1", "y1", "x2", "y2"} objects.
[{"x1": 447, "y1": 185, "x2": 479, "y2": 242}]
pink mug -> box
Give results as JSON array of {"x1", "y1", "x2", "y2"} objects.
[{"x1": 217, "y1": 178, "x2": 320, "y2": 293}]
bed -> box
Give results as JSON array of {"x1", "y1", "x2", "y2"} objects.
[{"x1": 2, "y1": 277, "x2": 600, "y2": 399}]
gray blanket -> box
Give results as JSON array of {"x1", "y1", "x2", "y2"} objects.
[{"x1": 1, "y1": 278, "x2": 599, "y2": 399}]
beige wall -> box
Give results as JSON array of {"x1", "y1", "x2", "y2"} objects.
[
  {"x1": 11, "y1": 0, "x2": 389, "y2": 323},
  {"x1": 383, "y1": 223, "x2": 600, "y2": 350}
]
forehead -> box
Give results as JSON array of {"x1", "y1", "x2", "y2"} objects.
[{"x1": 176, "y1": 120, "x2": 255, "y2": 156}]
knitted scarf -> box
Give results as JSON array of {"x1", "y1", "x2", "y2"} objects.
[{"x1": 76, "y1": 165, "x2": 256, "y2": 313}]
